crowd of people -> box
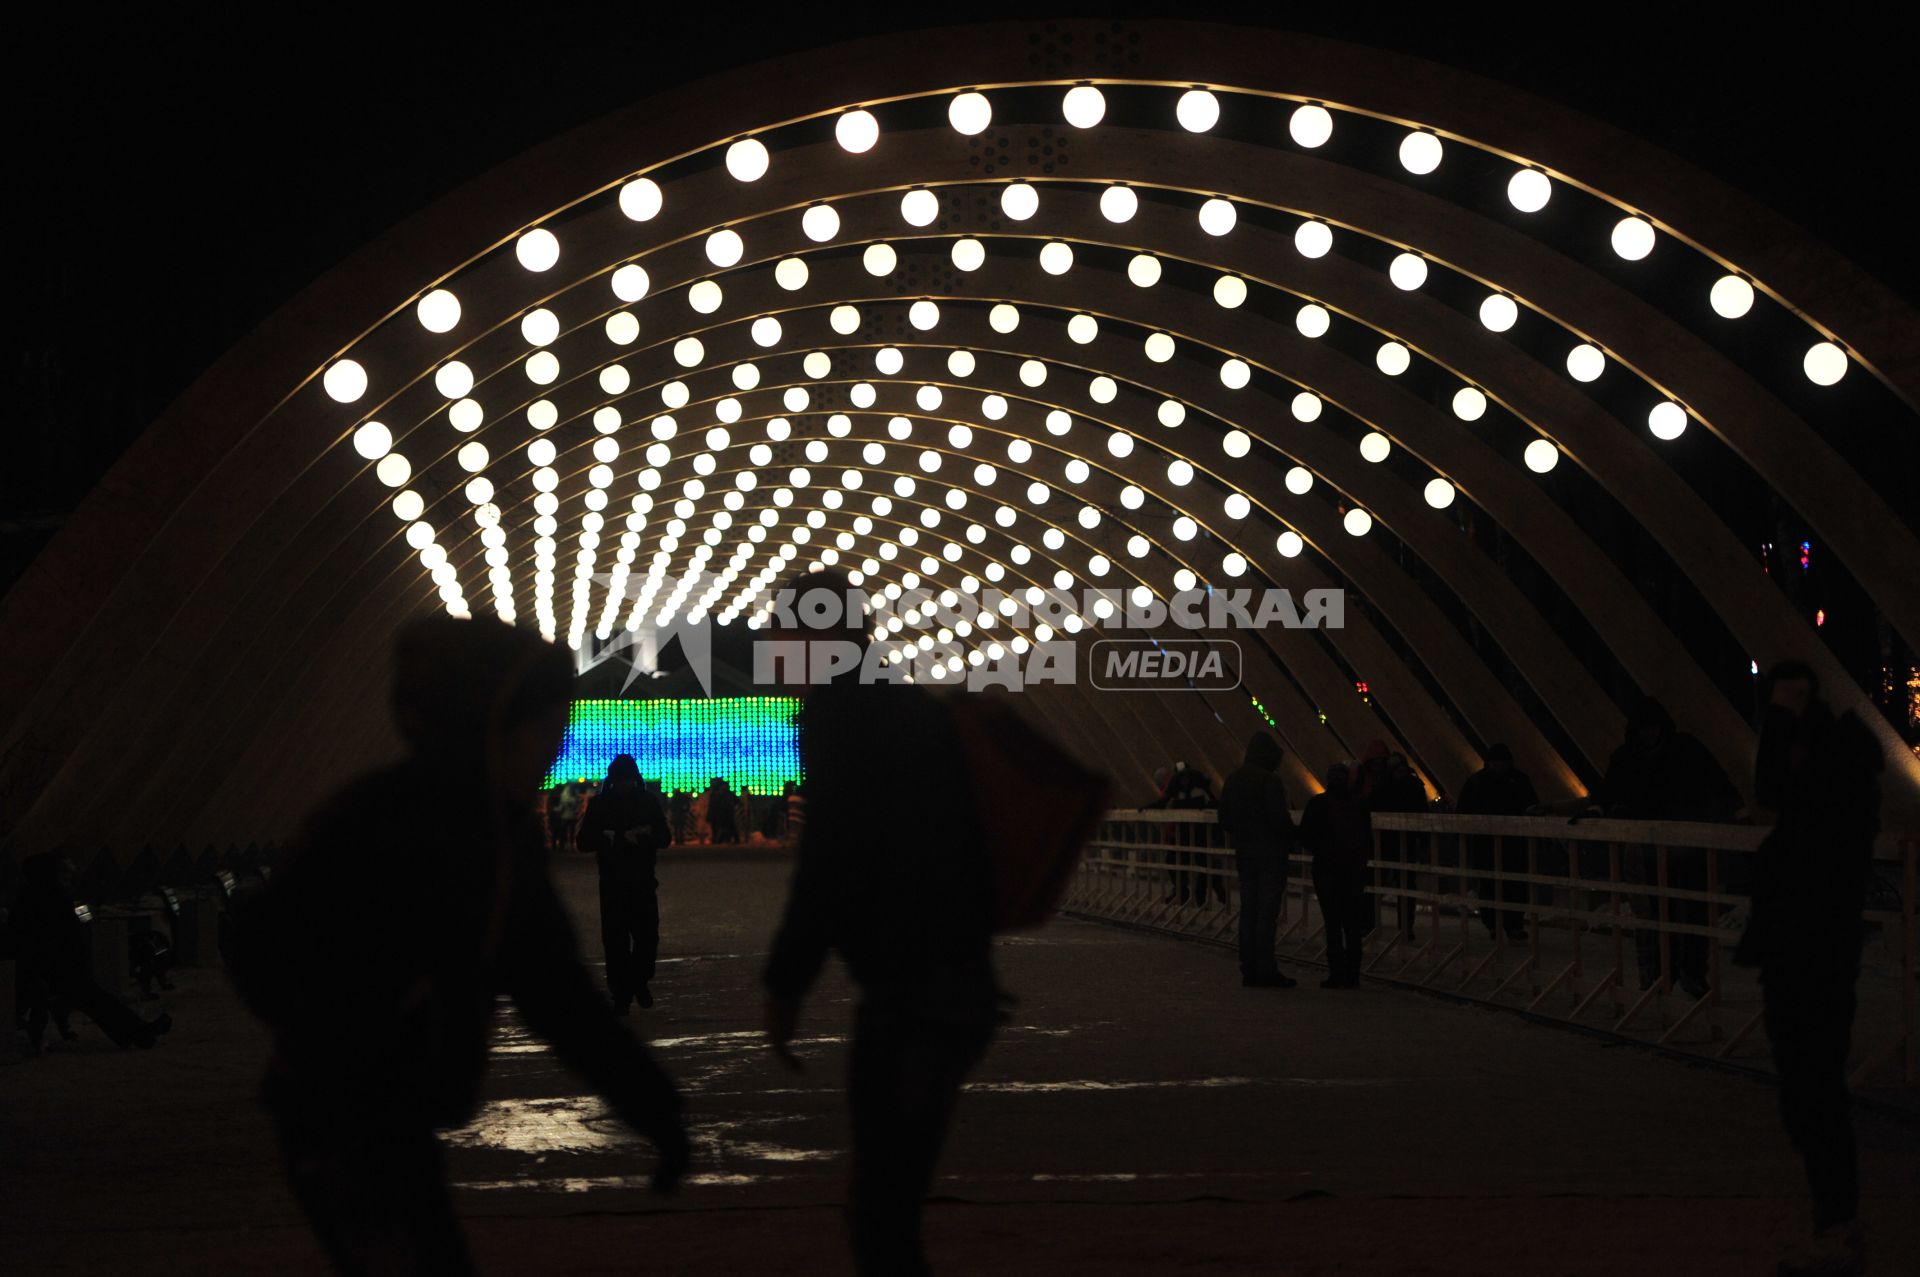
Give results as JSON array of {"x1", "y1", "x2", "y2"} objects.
[
  {"x1": 543, "y1": 775, "x2": 797, "y2": 853},
  {"x1": 1, "y1": 604, "x2": 1886, "y2": 1274},
  {"x1": 1162, "y1": 699, "x2": 1766, "y2": 993},
  {"x1": 5, "y1": 852, "x2": 174, "y2": 1051},
  {"x1": 1160, "y1": 671, "x2": 1883, "y2": 1271}
]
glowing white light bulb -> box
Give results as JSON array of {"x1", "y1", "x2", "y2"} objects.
[
  {"x1": 1176, "y1": 89, "x2": 1220, "y2": 132},
  {"x1": 1399, "y1": 131, "x2": 1442, "y2": 175},
  {"x1": 1611, "y1": 216, "x2": 1656, "y2": 261},
  {"x1": 323, "y1": 360, "x2": 367, "y2": 403},
  {"x1": 515, "y1": 228, "x2": 560, "y2": 271},
  {"x1": 836, "y1": 109, "x2": 879, "y2": 153},
  {"x1": 1289, "y1": 103, "x2": 1333, "y2": 148},
  {"x1": 1062, "y1": 85, "x2": 1105, "y2": 128},
  {"x1": 947, "y1": 96, "x2": 998, "y2": 146},
  {"x1": 1508, "y1": 168, "x2": 1551, "y2": 212},
  {"x1": 416, "y1": 289, "x2": 460, "y2": 333},
  {"x1": 1648, "y1": 401, "x2": 1689, "y2": 441},
  {"x1": 725, "y1": 137, "x2": 769, "y2": 181},
  {"x1": 1710, "y1": 275, "x2": 1755, "y2": 319}
]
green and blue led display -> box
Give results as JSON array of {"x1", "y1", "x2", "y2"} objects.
[{"x1": 543, "y1": 697, "x2": 803, "y2": 795}]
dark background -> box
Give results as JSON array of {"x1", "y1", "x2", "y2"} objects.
[{"x1": 9, "y1": 8, "x2": 1918, "y2": 592}]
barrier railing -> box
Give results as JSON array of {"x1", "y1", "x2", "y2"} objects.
[{"x1": 1065, "y1": 809, "x2": 1917, "y2": 1088}]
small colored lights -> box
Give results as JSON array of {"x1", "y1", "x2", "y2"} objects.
[{"x1": 543, "y1": 697, "x2": 803, "y2": 795}]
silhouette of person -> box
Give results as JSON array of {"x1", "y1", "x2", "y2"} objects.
[
  {"x1": 229, "y1": 615, "x2": 688, "y2": 1275},
  {"x1": 1455, "y1": 744, "x2": 1538, "y2": 941},
  {"x1": 10, "y1": 852, "x2": 172, "y2": 1049},
  {"x1": 1733, "y1": 660, "x2": 1881, "y2": 1271},
  {"x1": 576, "y1": 754, "x2": 667, "y2": 1012},
  {"x1": 781, "y1": 780, "x2": 802, "y2": 843},
  {"x1": 554, "y1": 781, "x2": 583, "y2": 852},
  {"x1": 668, "y1": 789, "x2": 692, "y2": 845},
  {"x1": 1595, "y1": 696, "x2": 1742, "y2": 997},
  {"x1": 1299, "y1": 763, "x2": 1372, "y2": 988},
  {"x1": 706, "y1": 776, "x2": 738, "y2": 844},
  {"x1": 760, "y1": 570, "x2": 998, "y2": 1277},
  {"x1": 1217, "y1": 732, "x2": 1298, "y2": 988},
  {"x1": 1164, "y1": 760, "x2": 1220, "y2": 905}
]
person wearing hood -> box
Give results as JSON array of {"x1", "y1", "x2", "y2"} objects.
[
  {"x1": 229, "y1": 615, "x2": 688, "y2": 1275},
  {"x1": 761, "y1": 570, "x2": 1000, "y2": 1277},
  {"x1": 1298, "y1": 763, "x2": 1374, "y2": 988},
  {"x1": 1733, "y1": 661, "x2": 1882, "y2": 1272},
  {"x1": 577, "y1": 754, "x2": 668, "y2": 1012},
  {"x1": 1218, "y1": 732, "x2": 1299, "y2": 988}
]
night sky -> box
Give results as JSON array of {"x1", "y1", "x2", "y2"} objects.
[{"x1": 10, "y1": 10, "x2": 1916, "y2": 592}]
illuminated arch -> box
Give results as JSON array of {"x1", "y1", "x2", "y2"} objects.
[{"x1": 5, "y1": 19, "x2": 1918, "y2": 861}]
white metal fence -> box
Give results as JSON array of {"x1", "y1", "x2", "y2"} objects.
[{"x1": 1066, "y1": 809, "x2": 1917, "y2": 1088}]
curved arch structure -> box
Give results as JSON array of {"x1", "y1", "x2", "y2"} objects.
[{"x1": 5, "y1": 19, "x2": 1919, "y2": 863}]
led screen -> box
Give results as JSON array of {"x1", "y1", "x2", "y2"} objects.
[{"x1": 543, "y1": 697, "x2": 802, "y2": 795}]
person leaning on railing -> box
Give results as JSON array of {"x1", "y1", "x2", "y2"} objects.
[
  {"x1": 1732, "y1": 660, "x2": 1882, "y2": 1273},
  {"x1": 1589, "y1": 697, "x2": 1744, "y2": 998}
]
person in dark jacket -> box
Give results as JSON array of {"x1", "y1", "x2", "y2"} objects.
[
  {"x1": 706, "y1": 776, "x2": 739, "y2": 844},
  {"x1": 761, "y1": 570, "x2": 998, "y2": 1277},
  {"x1": 577, "y1": 754, "x2": 668, "y2": 1013},
  {"x1": 1217, "y1": 732, "x2": 1298, "y2": 989},
  {"x1": 668, "y1": 789, "x2": 692, "y2": 845},
  {"x1": 1594, "y1": 696, "x2": 1743, "y2": 997},
  {"x1": 1298, "y1": 763, "x2": 1373, "y2": 988},
  {"x1": 230, "y1": 615, "x2": 688, "y2": 1276},
  {"x1": 11, "y1": 852, "x2": 172, "y2": 1050},
  {"x1": 1455, "y1": 744, "x2": 1538, "y2": 941},
  {"x1": 1732, "y1": 661, "x2": 1881, "y2": 1270}
]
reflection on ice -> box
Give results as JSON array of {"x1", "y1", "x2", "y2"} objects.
[
  {"x1": 456, "y1": 1172, "x2": 781, "y2": 1192},
  {"x1": 444, "y1": 1095, "x2": 633, "y2": 1154},
  {"x1": 967, "y1": 1076, "x2": 1255, "y2": 1094},
  {"x1": 446, "y1": 1098, "x2": 837, "y2": 1166}
]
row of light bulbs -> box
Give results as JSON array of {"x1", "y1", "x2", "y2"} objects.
[{"x1": 325, "y1": 81, "x2": 1853, "y2": 626}]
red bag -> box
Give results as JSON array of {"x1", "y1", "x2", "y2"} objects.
[{"x1": 949, "y1": 696, "x2": 1111, "y2": 931}]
